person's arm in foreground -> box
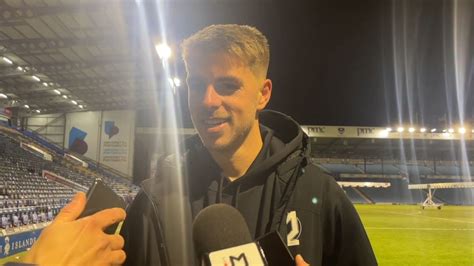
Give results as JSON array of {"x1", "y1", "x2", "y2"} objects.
[{"x1": 22, "y1": 192, "x2": 126, "y2": 266}]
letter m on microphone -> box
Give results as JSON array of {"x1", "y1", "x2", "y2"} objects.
[
  {"x1": 208, "y1": 243, "x2": 266, "y2": 266},
  {"x1": 229, "y1": 253, "x2": 248, "y2": 266}
]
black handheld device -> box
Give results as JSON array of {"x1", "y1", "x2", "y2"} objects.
[{"x1": 78, "y1": 179, "x2": 126, "y2": 234}]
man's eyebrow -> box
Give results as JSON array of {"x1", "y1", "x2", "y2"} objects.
[{"x1": 215, "y1": 76, "x2": 243, "y2": 86}]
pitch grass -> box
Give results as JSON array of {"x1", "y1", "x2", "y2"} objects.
[
  {"x1": 0, "y1": 251, "x2": 26, "y2": 265},
  {"x1": 0, "y1": 205, "x2": 472, "y2": 265},
  {"x1": 355, "y1": 204, "x2": 474, "y2": 266}
]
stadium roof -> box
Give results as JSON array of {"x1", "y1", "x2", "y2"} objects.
[{"x1": 0, "y1": 1, "x2": 158, "y2": 114}]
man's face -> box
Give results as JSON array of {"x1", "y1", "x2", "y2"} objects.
[{"x1": 186, "y1": 52, "x2": 271, "y2": 152}]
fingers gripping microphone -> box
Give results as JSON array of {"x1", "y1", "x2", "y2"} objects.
[{"x1": 192, "y1": 204, "x2": 294, "y2": 266}]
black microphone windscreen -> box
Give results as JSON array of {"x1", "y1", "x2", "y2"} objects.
[{"x1": 192, "y1": 203, "x2": 252, "y2": 256}]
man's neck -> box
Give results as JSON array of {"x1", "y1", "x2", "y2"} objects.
[{"x1": 209, "y1": 124, "x2": 263, "y2": 181}]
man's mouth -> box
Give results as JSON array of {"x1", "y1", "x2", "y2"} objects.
[
  {"x1": 203, "y1": 118, "x2": 228, "y2": 126},
  {"x1": 202, "y1": 118, "x2": 229, "y2": 132}
]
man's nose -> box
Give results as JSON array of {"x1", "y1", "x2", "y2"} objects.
[{"x1": 202, "y1": 85, "x2": 221, "y2": 108}]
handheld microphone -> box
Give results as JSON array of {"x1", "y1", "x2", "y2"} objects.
[{"x1": 192, "y1": 204, "x2": 294, "y2": 266}]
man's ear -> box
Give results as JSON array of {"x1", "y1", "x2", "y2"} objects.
[{"x1": 257, "y1": 79, "x2": 272, "y2": 111}]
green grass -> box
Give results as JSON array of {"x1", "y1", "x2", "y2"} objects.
[
  {"x1": 355, "y1": 204, "x2": 474, "y2": 266},
  {"x1": 0, "y1": 205, "x2": 473, "y2": 265},
  {"x1": 0, "y1": 251, "x2": 26, "y2": 265}
]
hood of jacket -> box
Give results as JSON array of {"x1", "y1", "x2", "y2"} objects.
[{"x1": 185, "y1": 109, "x2": 310, "y2": 237}]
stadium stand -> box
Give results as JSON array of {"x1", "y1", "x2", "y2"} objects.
[
  {"x1": 305, "y1": 127, "x2": 474, "y2": 206},
  {"x1": 0, "y1": 126, "x2": 139, "y2": 196},
  {"x1": 343, "y1": 187, "x2": 370, "y2": 204},
  {"x1": 318, "y1": 158, "x2": 474, "y2": 205},
  {"x1": 0, "y1": 129, "x2": 139, "y2": 234},
  {"x1": 0, "y1": 135, "x2": 72, "y2": 231}
]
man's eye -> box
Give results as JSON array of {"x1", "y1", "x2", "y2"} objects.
[{"x1": 214, "y1": 81, "x2": 240, "y2": 92}]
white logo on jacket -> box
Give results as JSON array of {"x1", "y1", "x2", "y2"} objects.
[{"x1": 286, "y1": 211, "x2": 302, "y2": 246}]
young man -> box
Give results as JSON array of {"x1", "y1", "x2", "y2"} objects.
[{"x1": 121, "y1": 24, "x2": 377, "y2": 265}]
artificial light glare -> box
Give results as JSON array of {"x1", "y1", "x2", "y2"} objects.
[
  {"x1": 78, "y1": 105, "x2": 84, "y2": 109},
  {"x1": 35, "y1": 110, "x2": 40, "y2": 113},
  {"x1": 0, "y1": 93, "x2": 7, "y2": 99},
  {"x1": 62, "y1": 95, "x2": 68, "y2": 99},
  {"x1": 31, "y1": 75, "x2": 40, "y2": 82},
  {"x1": 420, "y1": 128, "x2": 427, "y2": 133},
  {"x1": 458, "y1": 128, "x2": 466, "y2": 134},
  {"x1": 2, "y1": 57, "x2": 13, "y2": 64},
  {"x1": 16, "y1": 66, "x2": 23, "y2": 71},
  {"x1": 42, "y1": 82, "x2": 48, "y2": 87},
  {"x1": 53, "y1": 89, "x2": 61, "y2": 95},
  {"x1": 155, "y1": 43, "x2": 171, "y2": 60},
  {"x1": 397, "y1": 127, "x2": 404, "y2": 132},
  {"x1": 173, "y1": 77, "x2": 181, "y2": 87},
  {"x1": 408, "y1": 127, "x2": 416, "y2": 133},
  {"x1": 24, "y1": 104, "x2": 29, "y2": 109},
  {"x1": 431, "y1": 128, "x2": 437, "y2": 132},
  {"x1": 71, "y1": 100, "x2": 78, "y2": 105},
  {"x1": 448, "y1": 128, "x2": 454, "y2": 133},
  {"x1": 386, "y1": 127, "x2": 393, "y2": 132}
]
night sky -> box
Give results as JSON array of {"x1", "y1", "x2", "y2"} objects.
[{"x1": 138, "y1": 0, "x2": 474, "y2": 128}]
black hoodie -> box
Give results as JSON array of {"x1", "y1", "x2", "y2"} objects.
[{"x1": 121, "y1": 110, "x2": 377, "y2": 266}]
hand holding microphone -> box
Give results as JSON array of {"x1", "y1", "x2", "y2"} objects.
[{"x1": 193, "y1": 203, "x2": 305, "y2": 266}]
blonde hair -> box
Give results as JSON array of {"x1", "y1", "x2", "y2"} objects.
[{"x1": 181, "y1": 24, "x2": 270, "y2": 78}]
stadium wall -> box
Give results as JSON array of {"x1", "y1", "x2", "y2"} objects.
[
  {"x1": 43, "y1": 110, "x2": 138, "y2": 177},
  {"x1": 25, "y1": 113, "x2": 65, "y2": 147}
]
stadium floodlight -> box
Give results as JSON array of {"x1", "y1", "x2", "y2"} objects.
[
  {"x1": 420, "y1": 128, "x2": 427, "y2": 133},
  {"x1": 0, "y1": 93, "x2": 7, "y2": 99},
  {"x1": 71, "y1": 100, "x2": 78, "y2": 105},
  {"x1": 155, "y1": 43, "x2": 172, "y2": 60},
  {"x1": 2, "y1": 57, "x2": 13, "y2": 64},
  {"x1": 31, "y1": 75, "x2": 40, "y2": 82},
  {"x1": 408, "y1": 127, "x2": 415, "y2": 133},
  {"x1": 385, "y1": 127, "x2": 393, "y2": 132},
  {"x1": 35, "y1": 110, "x2": 40, "y2": 113},
  {"x1": 397, "y1": 127, "x2": 404, "y2": 133},
  {"x1": 458, "y1": 128, "x2": 466, "y2": 134},
  {"x1": 448, "y1": 128, "x2": 454, "y2": 133},
  {"x1": 53, "y1": 89, "x2": 61, "y2": 95},
  {"x1": 16, "y1": 66, "x2": 23, "y2": 71},
  {"x1": 430, "y1": 128, "x2": 437, "y2": 132},
  {"x1": 62, "y1": 95, "x2": 68, "y2": 99},
  {"x1": 24, "y1": 104, "x2": 30, "y2": 109},
  {"x1": 78, "y1": 105, "x2": 84, "y2": 109}
]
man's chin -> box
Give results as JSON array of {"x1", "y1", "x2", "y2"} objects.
[
  {"x1": 200, "y1": 135, "x2": 232, "y2": 152},
  {"x1": 202, "y1": 140, "x2": 228, "y2": 151}
]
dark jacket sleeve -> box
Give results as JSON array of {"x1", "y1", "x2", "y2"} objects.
[
  {"x1": 322, "y1": 176, "x2": 378, "y2": 266},
  {"x1": 121, "y1": 190, "x2": 167, "y2": 266}
]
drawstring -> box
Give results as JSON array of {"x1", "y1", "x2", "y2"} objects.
[
  {"x1": 215, "y1": 175, "x2": 241, "y2": 208},
  {"x1": 216, "y1": 175, "x2": 224, "y2": 203},
  {"x1": 233, "y1": 183, "x2": 241, "y2": 208}
]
